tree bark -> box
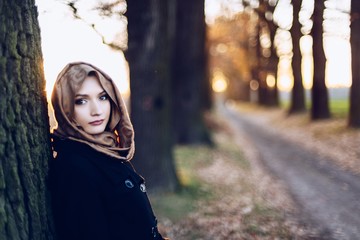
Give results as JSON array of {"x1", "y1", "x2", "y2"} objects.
[
  {"x1": 125, "y1": 0, "x2": 179, "y2": 192},
  {"x1": 0, "y1": 0, "x2": 54, "y2": 239},
  {"x1": 202, "y1": 41, "x2": 212, "y2": 110},
  {"x1": 171, "y1": 0, "x2": 212, "y2": 144},
  {"x1": 289, "y1": 0, "x2": 306, "y2": 113},
  {"x1": 349, "y1": 0, "x2": 360, "y2": 127},
  {"x1": 311, "y1": 0, "x2": 331, "y2": 119}
]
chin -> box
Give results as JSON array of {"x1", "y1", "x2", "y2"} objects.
[{"x1": 85, "y1": 126, "x2": 107, "y2": 135}]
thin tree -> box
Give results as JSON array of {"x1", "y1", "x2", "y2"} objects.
[
  {"x1": 254, "y1": 25, "x2": 269, "y2": 105},
  {"x1": 0, "y1": 0, "x2": 54, "y2": 239},
  {"x1": 125, "y1": 0, "x2": 179, "y2": 191},
  {"x1": 261, "y1": 0, "x2": 280, "y2": 106},
  {"x1": 267, "y1": 21, "x2": 280, "y2": 107},
  {"x1": 249, "y1": 0, "x2": 280, "y2": 106},
  {"x1": 247, "y1": 11, "x2": 263, "y2": 103},
  {"x1": 171, "y1": 0, "x2": 212, "y2": 144},
  {"x1": 349, "y1": 0, "x2": 360, "y2": 127},
  {"x1": 311, "y1": 0, "x2": 331, "y2": 119},
  {"x1": 256, "y1": 21, "x2": 268, "y2": 105},
  {"x1": 289, "y1": 0, "x2": 306, "y2": 113}
]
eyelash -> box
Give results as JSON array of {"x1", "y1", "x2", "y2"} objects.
[
  {"x1": 74, "y1": 94, "x2": 109, "y2": 105},
  {"x1": 99, "y1": 94, "x2": 109, "y2": 101},
  {"x1": 75, "y1": 99, "x2": 86, "y2": 105}
]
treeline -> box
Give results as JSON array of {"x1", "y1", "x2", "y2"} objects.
[{"x1": 208, "y1": 0, "x2": 360, "y2": 127}]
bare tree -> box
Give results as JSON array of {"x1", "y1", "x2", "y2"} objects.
[
  {"x1": 0, "y1": 0, "x2": 54, "y2": 239},
  {"x1": 311, "y1": 0, "x2": 330, "y2": 119},
  {"x1": 349, "y1": 0, "x2": 360, "y2": 127},
  {"x1": 289, "y1": 0, "x2": 306, "y2": 113},
  {"x1": 256, "y1": 21, "x2": 269, "y2": 106},
  {"x1": 125, "y1": 0, "x2": 179, "y2": 191},
  {"x1": 259, "y1": 0, "x2": 280, "y2": 107},
  {"x1": 171, "y1": 0, "x2": 212, "y2": 144},
  {"x1": 245, "y1": 0, "x2": 280, "y2": 106}
]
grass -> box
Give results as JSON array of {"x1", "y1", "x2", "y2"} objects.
[
  {"x1": 330, "y1": 99, "x2": 349, "y2": 118},
  {"x1": 280, "y1": 98, "x2": 349, "y2": 118},
  {"x1": 150, "y1": 145, "x2": 214, "y2": 222}
]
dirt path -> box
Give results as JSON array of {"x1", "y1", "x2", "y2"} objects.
[{"x1": 221, "y1": 102, "x2": 360, "y2": 240}]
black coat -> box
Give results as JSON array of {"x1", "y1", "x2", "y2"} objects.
[{"x1": 49, "y1": 139, "x2": 164, "y2": 240}]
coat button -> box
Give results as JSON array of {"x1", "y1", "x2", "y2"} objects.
[
  {"x1": 152, "y1": 227, "x2": 158, "y2": 238},
  {"x1": 140, "y1": 183, "x2": 146, "y2": 192},
  {"x1": 125, "y1": 179, "x2": 134, "y2": 188}
]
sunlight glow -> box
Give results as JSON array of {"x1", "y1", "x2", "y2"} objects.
[
  {"x1": 277, "y1": 33, "x2": 351, "y2": 91},
  {"x1": 250, "y1": 80, "x2": 259, "y2": 91},
  {"x1": 300, "y1": 35, "x2": 313, "y2": 89},
  {"x1": 212, "y1": 71, "x2": 228, "y2": 93},
  {"x1": 277, "y1": 56, "x2": 293, "y2": 91},
  {"x1": 266, "y1": 74, "x2": 276, "y2": 88},
  {"x1": 324, "y1": 36, "x2": 352, "y2": 88},
  {"x1": 205, "y1": 0, "x2": 244, "y2": 24},
  {"x1": 278, "y1": 74, "x2": 293, "y2": 91}
]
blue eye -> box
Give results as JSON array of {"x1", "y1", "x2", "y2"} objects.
[
  {"x1": 74, "y1": 99, "x2": 86, "y2": 105},
  {"x1": 99, "y1": 94, "x2": 109, "y2": 101}
]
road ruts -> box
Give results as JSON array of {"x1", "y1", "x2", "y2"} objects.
[{"x1": 221, "y1": 103, "x2": 360, "y2": 240}]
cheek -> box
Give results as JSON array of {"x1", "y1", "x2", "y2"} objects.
[
  {"x1": 104, "y1": 101, "x2": 111, "y2": 119},
  {"x1": 73, "y1": 106, "x2": 88, "y2": 123}
]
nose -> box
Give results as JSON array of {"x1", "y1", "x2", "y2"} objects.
[{"x1": 90, "y1": 100, "x2": 103, "y2": 116}]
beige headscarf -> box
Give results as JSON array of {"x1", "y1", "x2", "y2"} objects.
[{"x1": 51, "y1": 62, "x2": 135, "y2": 161}]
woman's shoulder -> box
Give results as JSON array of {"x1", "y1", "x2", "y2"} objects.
[
  {"x1": 54, "y1": 137, "x2": 92, "y2": 155},
  {"x1": 53, "y1": 138, "x2": 108, "y2": 163},
  {"x1": 51, "y1": 139, "x2": 102, "y2": 177},
  {"x1": 51, "y1": 138, "x2": 135, "y2": 184}
]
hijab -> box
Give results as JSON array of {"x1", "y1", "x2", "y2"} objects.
[{"x1": 51, "y1": 62, "x2": 135, "y2": 161}]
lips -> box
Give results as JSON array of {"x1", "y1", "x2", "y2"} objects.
[{"x1": 89, "y1": 119, "x2": 104, "y2": 126}]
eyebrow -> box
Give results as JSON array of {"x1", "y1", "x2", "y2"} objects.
[{"x1": 75, "y1": 90, "x2": 107, "y2": 98}]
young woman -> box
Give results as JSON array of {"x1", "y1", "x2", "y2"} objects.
[{"x1": 49, "y1": 62, "x2": 166, "y2": 239}]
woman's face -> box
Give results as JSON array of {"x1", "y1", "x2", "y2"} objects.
[{"x1": 73, "y1": 75, "x2": 111, "y2": 135}]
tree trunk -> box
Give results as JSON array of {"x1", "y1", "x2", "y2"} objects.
[
  {"x1": 202, "y1": 41, "x2": 212, "y2": 110},
  {"x1": 289, "y1": 0, "x2": 306, "y2": 113},
  {"x1": 311, "y1": 0, "x2": 331, "y2": 119},
  {"x1": 251, "y1": 0, "x2": 278, "y2": 107},
  {"x1": 171, "y1": 0, "x2": 212, "y2": 144},
  {"x1": 267, "y1": 21, "x2": 279, "y2": 107},
  {"x1": 256, "y1": 22, "x2": 268, "y2": 105},
  {"x1": 258, "y1": 68, "x2": 268, "y2": 105},
  {"x1": 0, "y1": 0, "x2": 54, "y2": 239},
  {"x1": 125, "y1": 0, "x2": 179, "y2": 192},
  {"x1": 349, "y1": 0, "x2": 360, "y2": 127}
]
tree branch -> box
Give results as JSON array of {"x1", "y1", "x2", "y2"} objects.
[{"x1": 64, "y1": 0, "x2": 125, "y2": 51}]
